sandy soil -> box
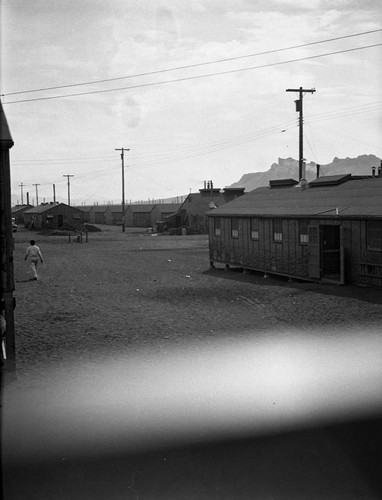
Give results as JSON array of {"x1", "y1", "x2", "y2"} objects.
[
  {"x1": 9, "y1": 225, "x2": 382, "y2": 385},
  {"x1": 3, "y1": 225, "x2": 382, "y2": 499}
]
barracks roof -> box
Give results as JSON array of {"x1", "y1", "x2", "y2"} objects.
[
  {"x1": 23, "y1": 203, "x2": 83, "y2": 214},
  {"x1": 156, "y1": 203, "x2": 181, "y2": 212},
  {"x1": 128, "y1": 204, "x2": 155, "y2": 213},
  {"x1": 179, "y1": 191, "x2": 226, "y2": 213},
  {"x1": 208, "y1": 175, "x2": 382, "y2": 218}
]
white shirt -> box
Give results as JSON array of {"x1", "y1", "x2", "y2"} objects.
[{"x1": 25, "y1": 245, "x2": 43, "y2": 261}]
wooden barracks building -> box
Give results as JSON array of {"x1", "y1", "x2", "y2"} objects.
[
  {"x1": 23, "y1": 202, "x2": 84, "y2": 230},
  {"x1": 208, "y1": 170, "x2": 382, "y2": 288}
]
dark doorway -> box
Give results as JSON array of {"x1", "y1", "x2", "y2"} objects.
[
  {"x1": 321, "y1": 225, "x2": 341, "y2": 281},
  {"x1": 58, "y1": 214, "x2": 64, "y2": 227}
]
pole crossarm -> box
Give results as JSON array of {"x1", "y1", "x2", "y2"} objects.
[{"x1": 286, "y1": 88, "x2": 316, "y2": 93}]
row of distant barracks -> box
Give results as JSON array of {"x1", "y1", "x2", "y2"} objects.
[{"x1": 12, "y1": 172, "x2": 382, "y2": 289}]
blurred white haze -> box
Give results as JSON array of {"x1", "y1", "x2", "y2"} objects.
[{"x1": 3, "y1": 329, "x2": 382, "y2": 461}]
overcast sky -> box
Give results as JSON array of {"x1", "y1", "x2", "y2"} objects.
[{"x1": 1, "y1": 0, "x2": 381, "y2": 205}]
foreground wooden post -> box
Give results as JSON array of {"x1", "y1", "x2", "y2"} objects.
[{"x1": 0, "y1": 102, "x2": 16, "y2": 376}]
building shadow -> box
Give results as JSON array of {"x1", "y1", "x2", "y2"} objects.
[{"x1": 203, "y1": 266, "x2": 382, "y2": 305}]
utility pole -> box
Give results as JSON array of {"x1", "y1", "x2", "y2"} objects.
[
  {"x1": 63, "y1": 175, "x2": 74, "y2": 206},
  {"x1": 53, "y1": 184, "x2": 56, "y2": 204},
  {"x1": 286, "y1": 87, "x2": 316, "y2": 181},
  {"x1": 19, "y1": 182, "x2": 25, "y2": 205},
  {"x1": 33, "y1": 183, "x2": 40, "y2": 206},
  {"x1": 115, "y1": 147, "x2": 130, "y2": 232}
]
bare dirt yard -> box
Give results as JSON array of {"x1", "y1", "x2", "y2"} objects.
[
  {"x1": 10, "y1": 225, "x2": 382, "y2": 385},
  {"x1": 3, "y1": 225, "x2": 382, "y2": 499}
]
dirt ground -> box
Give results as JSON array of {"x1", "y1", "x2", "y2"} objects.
[
  {"x1": 8, "y1": 225, "x2": 382, "y2": 385},
  {"x1": 3, "y1": 225, "x2": 382, "y2": 499}
]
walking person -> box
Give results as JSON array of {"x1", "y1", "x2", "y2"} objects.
[{"x1": 25, "y1": 240, "x2": 43, "y2": 281}]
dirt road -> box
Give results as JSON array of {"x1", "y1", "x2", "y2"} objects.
[{"x1": 3, "y1": 226, "x2": 382, "y2": 499}]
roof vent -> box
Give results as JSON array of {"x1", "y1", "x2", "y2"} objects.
[
  {"x1": 309, "y1": 174, "x2": 351, "y2": 187},
  {"x1": 269, "y1": 178, "x2": 299, "y2": 188}
]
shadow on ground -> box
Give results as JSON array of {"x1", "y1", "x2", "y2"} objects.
[{"x1": 204, "y1": 267, "x2": 382, "y2": 305}]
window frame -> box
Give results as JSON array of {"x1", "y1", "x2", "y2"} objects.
[
  {"x1": 367, "y1": 220, "x2": 382, "y2": 252},
  {"x1": 214, "y1": 217, "x2": 221, "y2": 237},
  {"x1": 273, "y1": 218, "x2": 283, "y2": 243},
  {"x1": 299, "y1": 219, "x2": 309, "y2": 245},
  {"x1": 250, "y1": 218, "x2": 259, "y2": 241},
  {"x1": 231, "y1": 218, "x2": 239, "y2": 239}
]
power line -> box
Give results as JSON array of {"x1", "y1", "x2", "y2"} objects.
[
  {"x1": 305, "y1": 102, "x2": 382, "y2": 124},
  {"x1": 3, "y1": 43, "x2": 382, "y2": 105},
  {"x1": 10, "y1": 99, "x2": 382, "y2": 186},
  {"x1": 13, "y1": 155, "x2": 116, "y2": 164},
  {"x1": 3, "y1": 28, "x2": 381, "y2": 97}
]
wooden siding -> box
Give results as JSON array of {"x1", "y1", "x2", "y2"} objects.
[
  {"x1": 24, "y1": 204, "x2": 84, "y2": 230},
  {"x1": 209, "y1": 217, "x2": 312, "y2": 278},
  {"x1": 133, "y1": 212, "x2": 152, "y2": 227},
  {"x1": 93, "y1": 211, "x2": 106, "y2": 224},
  {"x1": 358, "y1": 220, "x2": 382, "y2": 287},
  {"x1": 209, "y1": 215, "x2": 382, "y2": 287},
  {"x1": 105, "y1": 209, "x2": 123, "y2": 225}
]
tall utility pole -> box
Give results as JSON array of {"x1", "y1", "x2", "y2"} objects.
[
  {"x1": 63, "y1": 174, "x2": 74, "y2": 206},
  {"x1": 115, "y1": 147, "x2": 130, "y2": 232},
  {"x1": 19, "y1": 182, "x2": 25, "y2": 205},
  {"x1": 286, "y1": 87, "x2": 316, "y2": 181},
  {"x1": 53, "y1": 184, "x2": 56, "y2": 204},
  {"x1": 33, "y1": 183, "x2": 40, "y2": 206}
]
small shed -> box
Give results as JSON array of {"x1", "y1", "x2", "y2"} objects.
[
  {"x1": 23, "y1": 202, "x2": 85, "y2": 230},
  {"x1": 208, "y1": 173, "x2": 382, "y2": 288}
]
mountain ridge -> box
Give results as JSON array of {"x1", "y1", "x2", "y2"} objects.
[{"x1": 229, "y1": 154, "x2": 381, "y2": 192}]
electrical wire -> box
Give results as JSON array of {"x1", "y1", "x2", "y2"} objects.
[
  {"x1": 3, "y1": 28, "x2": 381, "y2": 97},
  {"x1": 305, "y1": 102, "x2": 382, "y2": 124},
  {"x1": 12, "y1": 99, "x2": 380, "y2": 169},
  {"x1": 309, "y1": 123, "x2": 382, "y2": 153},
  {"x1": 11, "y1": 97, "x2": 381, "y2": 189},
  {"x1": 3, "y1": 43, "x2": 382, "y2": 105}
]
